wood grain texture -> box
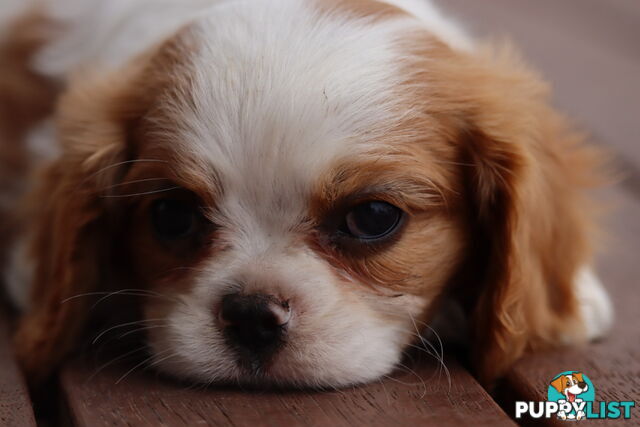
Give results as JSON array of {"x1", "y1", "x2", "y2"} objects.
[
  {"x1": 60, "y1": 355, "x2": 514, "y2": 426},
  {"x1": 0, "y1": 312, "x2": 36, "y2": 427}
]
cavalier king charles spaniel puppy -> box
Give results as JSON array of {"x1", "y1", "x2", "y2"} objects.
[{"x1": 0, "y1": 0, "x2": 612, "y2": 388}]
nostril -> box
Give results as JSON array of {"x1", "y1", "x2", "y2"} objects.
[
  {"x1": 268, "y1": 300, "x2": 291, "y2": 326},
  {"x1": 219, "y1": 293, "x2": 290, "y2": 355}
]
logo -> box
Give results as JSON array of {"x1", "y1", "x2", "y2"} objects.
[
  {"x1": 515, "y1": 371, "x2": 636, "y2": 421},
  {"x1": 547, "y1": 371, "x2": 594, "y2": 420}
]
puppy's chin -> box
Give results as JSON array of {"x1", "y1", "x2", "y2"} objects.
[{"x1": 143, "y1": 294, "x2": 423, "y2": 389}]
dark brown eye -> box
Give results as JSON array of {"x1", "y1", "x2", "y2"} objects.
[
  {"x1": 151, "y1": 198, "x2": 198, "y2": 240},
  {"x1": 342, "y1": 201, "x2": 403, "y2": 240}
]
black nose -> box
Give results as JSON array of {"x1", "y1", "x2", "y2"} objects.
[
  {"x1": 220, "y1": 293, "x2": 290, "y2": 357},
  {"x1": 578, "y1": 381, "x2": 587, "y2": 389}
]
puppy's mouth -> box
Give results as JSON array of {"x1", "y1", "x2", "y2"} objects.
[
  {"x1": 567, "y1": 391, "x2": 577, "y2": 402},
  {"x1": 224, "y1": 330, "x2": 286, "y2": 378}
]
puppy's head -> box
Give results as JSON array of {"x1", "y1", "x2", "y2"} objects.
[{"x1": 15, "y1": 0, "x2": 598, "y2": 387}]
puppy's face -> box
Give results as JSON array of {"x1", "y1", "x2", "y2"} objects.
[
  {"x1": 117, "y1": 3, "x2": 465, "y2": 387},
  {"x1": 129, "y1": 164, "x2": 462, "y2": 386},
  {"x1": 17, "y1": 0, "x2": 596, "y2": 388}
]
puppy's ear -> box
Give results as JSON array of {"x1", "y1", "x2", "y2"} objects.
[
  {"x1": 573, "y1": 372, "x2": 584, "y2": 383},
  {"x1": 550, "y1": 376, "x2": 566, "y2": 393},
  {"x1": 14, "y1": 160, "x2": 114, "y2": 385},
  {"x1": 452, "y1": 46, "x2": 602, "y2": 385},
  {"x1": 13, "y1": 62, "x2": 152, "y2": 385},
  {"x1": 13, "y1": 29, "x2": 191, "y2": 384}
]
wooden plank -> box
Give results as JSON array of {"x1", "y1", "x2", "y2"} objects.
[
  {"x1": 0, "y1": 310, "x2": 36, "y2": 427},
  {"x1": 60, "y1": 354, "x2": 514, "y2": 426},
  {"x1": 443, "y1": 0, "x2": 640, "y2": 168}
]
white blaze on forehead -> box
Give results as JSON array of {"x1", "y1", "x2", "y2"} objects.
[{"x1": 170, "y1": 0, "x2": 425, "y2": 234}]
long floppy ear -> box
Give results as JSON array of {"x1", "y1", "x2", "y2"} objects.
[
  {"x1": 451, "y1": 46, "x2": 602, "y2": 385},
  {"x1": 13, "y1": 61, "x2": 153, "y2": 385},
  {"x1": 13, "y1": 27, "x2": 194, "y2": 385}
]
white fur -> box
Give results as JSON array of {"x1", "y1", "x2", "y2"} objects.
[
  {"x1": 4, "y1": 236, "x2": 33, "y2": 311},
  {"x1": 576, "y1": 267, "x2": 613, "y2": 340},
  {"x1": 172, "y1": 1, "x2": 426, "y2": 206}
]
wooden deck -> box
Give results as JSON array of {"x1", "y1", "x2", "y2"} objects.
[
  {"x1": 1, "y1": 0, "x2": 639, "y2": 425},
  {"x1": 0, "y1": 312, "x2": 35, "y2": 427}
]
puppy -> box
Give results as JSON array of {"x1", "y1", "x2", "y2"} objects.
[
  {"x1": 0, "y1": 0, "x2": 613, "y2": 388},
  {"x1": 550, "y1": 372, "x2": 589, "y2": 420}
]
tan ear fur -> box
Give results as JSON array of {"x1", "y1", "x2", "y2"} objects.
[
  {"x1": 455, "y1": 45, "x2": 604, "y2": 385},
  {"x1": 12, "y1": 55, "x2": 156, "y2": 385},
  {"x1": 573, "y1": 372, "x2": 584, "y2": 383},
  {"x1": 400, "y1": 37, "x2": 604, "y2": 387},
  {"x1": 13, "y1": 163, "x2": 109, "y2": 384},
  {"x1": 13, "y1": 28, "x2": 196, "y2": 384}
]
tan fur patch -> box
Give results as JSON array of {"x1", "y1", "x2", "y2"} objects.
[
  {"x1": 13, "y1": 25, "x2": 204, "y2": 384},
  {"x1": 394, "y1": 31, "x2": 604, "y2": 384}
]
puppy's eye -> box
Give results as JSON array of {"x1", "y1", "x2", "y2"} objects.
[
  {"x1": 151, "y1": 199, "x2": 198, "y2": 240},
  {"x1": 343, "y1": 201, "x2": 402, "y2": 240}
]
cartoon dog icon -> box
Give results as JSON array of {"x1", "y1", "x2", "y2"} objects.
[{"x1": 550, "y1": 372, "x2": 589, "y2": 420}]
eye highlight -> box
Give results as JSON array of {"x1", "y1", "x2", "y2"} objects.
[
  {"x1": 151, "y1": 198, "x2": 199, "y2": 240},
  {"x1": 342, "y1": 201, "x2": 403, "y2": 240}
]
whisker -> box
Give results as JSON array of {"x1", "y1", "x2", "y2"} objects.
[
  {"x1": 408, "y1": 313, "x2": 451, "y2": 391},
  {"x1": 75, "y1": 158, "x2": 169, "y2": 193},
  {"x1": 115, "y1": 348, "x2": 172, "y2": 385},
  {"x1": 89, "y1": 288, "x2": 182, "y2": 309},
  {"x1": 63, "y1": 289, "x2": 175, "y2": 303},
  {"x1": 148, "y1": 351, "x2": 179, "y2": 369},
  {"x1": 86, "y1": 346, "x2": 148, "y2": 383},
  {"x1": 100, "y1": 186, "x2": 180, "y2": 198},
  {"x1": 91, "y1": 319, "x2": 166, "y2": 345},
  {"x1": 422, "y1": 322, "x2": 445, "y2": 361},
  {"x1": 387, "y1": 361, "x2": 428, "y2": 399},
  {"x1": 377, "y1": 377, "x2": 392, "y2": 406},
  {"x1": 117, "y1": 324, "x2": 169, "y2": 340},
  {"x1": 100, "y1": 177, "x2": 172, "y2": 190}
]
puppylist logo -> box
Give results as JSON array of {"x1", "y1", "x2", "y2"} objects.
[{"x1": 515, "y1": 371, "x2": 636, "y2": 421}]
